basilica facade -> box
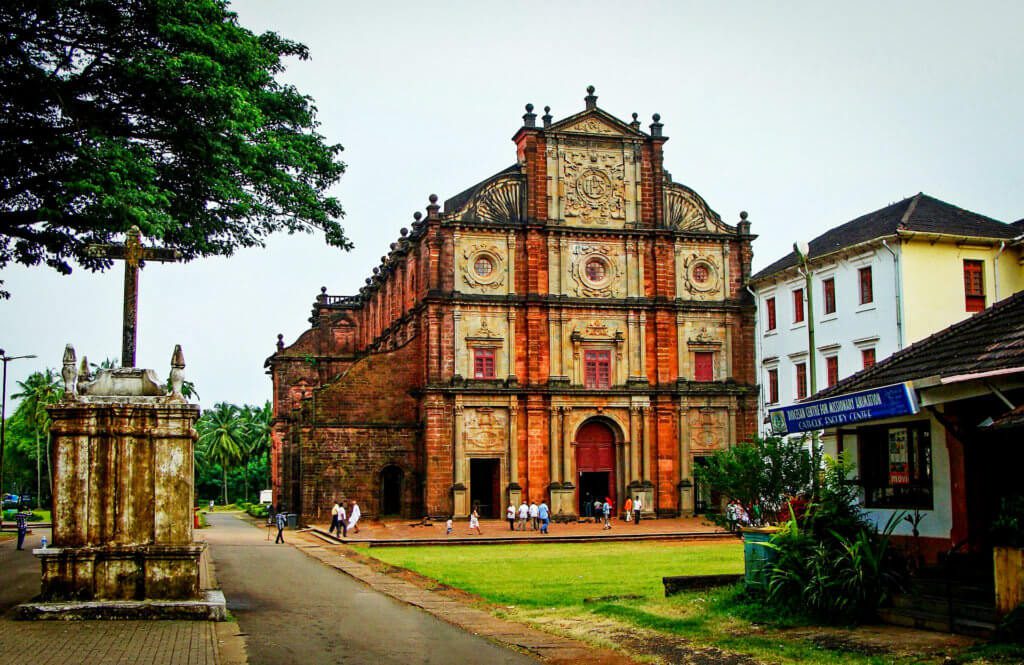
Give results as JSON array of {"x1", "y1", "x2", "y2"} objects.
[{"x1": 267, "y1": 89, "x2": 758, "y2": 523}]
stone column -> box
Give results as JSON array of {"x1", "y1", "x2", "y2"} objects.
[
  {"x1": 559, "y1": 237, "x2": 569, "y2": 295},
  {"x1": 561, "y1": 406, "x2": 573, "y2": 484},
  {"x1": 453, "y1": 308, "x2": 463, "y2": 377},
  {"x1": 629, "y1": 405, "x2": 641, "y2": 483},
  {"x1": 507, "y1": 310, "x2": 518, "y2": 381},
  {"x1": 641, "y1": 405, "x2": 654, "y2": 515},
  {"x1": 638, "y1": 312, "x2": 648, "y2": 381},
  {"x1": 548, "y1": 405, "x2": 561, "y2": 486},
  {"x1": 678, "y1": 403, "x2": 693, "y2": 516},
  {"x1": 507, "y1": 399, "x2": 521, "y2": 507},
  {"x1": 453, "y1": 401, "x2": 468, "y2": 517},
  {"x1": 506, "y1": 231, "x2": 517, "y2": 295}
]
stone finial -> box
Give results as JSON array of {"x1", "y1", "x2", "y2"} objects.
[
  {"x1": 318, "y1": 286, "x2": 327, "y2": 302},
  {"x1": 400, "y1": 227, "x2": 408, "y2": 237},
  {"x1": 542, "y1": 106, "x2": 552, "y2": 128},
  {"x1": 630, "y1": 112, "x2": 641, "y2": 131},
  {"x1": 522, "y1": 103, "x2": 536, "y2": 128},
  {"x1": 79, "y1": 355, "x2": 92, "y2": 385},
  {"x1": 276, "y1": 334, "x2": 285, "y2": 351},
  {"x1": 61, "y1": 344, "x2": 78, "y2": 398},
  {"x1": 585, "y1": 85, "x2": 597, "y2": 110},
  {"x1": 737, "y1": 211, "x2": 752, "y2": 237},
  {"x1": 426, "y1": 194, "x2": 440, "y2": 220},
  {"x1": 650, "y1": 113, "x2": 663, "y2": 137},
  {"x1": 169, "y1": 344, "x2": 186, "y2": 399}
]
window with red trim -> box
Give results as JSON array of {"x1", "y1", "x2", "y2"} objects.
[
  {"x1": 826, "y1": 356, "x2": 839, "y2": 387},
  {"x1": 583, "y1": 350, "x2": 611, "y2": 388},
  {"x1": 859, "y1": 267, "x2": 873, "y2": 304},
  {"x1": 765, "y1": 297, "x2": 776, "y2": 331},
  {"x1": 823, "y1": 278, "x2": 836, "y2": 315},
  {"x1": 793, "y1": 288, "x2": 804, "y2": 323},
  {"x1": 694, "y1": 352, "x2": 714, "y2": 382},
  {"x1": 862, "y1": 348, "x2": 876, "y2": 369},
  {"x1": 767, "y1": 368, "x2": 779, "y2": 404},
  {"x1": 795, "y1": 362, "x2": 808, "y2": 400},
  {"x1": 964, "y1": 260, "x2": 985, "y2": 312},
  {"x1": 473, "y1": 348, "x2": 496, "y2": 379}
]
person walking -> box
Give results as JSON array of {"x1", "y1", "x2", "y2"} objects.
[
  {"x1": 506, "y1": 502, "x2": 516, "y2": 531},
  {"x1": 529, "y1": 501, "x2": 539, "y2": 531},
  {"x1": 274, "y1": 510, "x2": 287, "y2": 544},
  {"x1": 623, "y1": 497, "x2": 633, "y2": 523},
  {"x1": 348, "y1": 499, "x2": 361, "y2": 534},
  {"x1": 517, "y1": 500, "x2": 529, "y2": 531},
  {"x1": 469, "y1": 507, "x2": 482, "y2": 535},
  {"x1": 583, "y1": 492, "x2": 593, "y2": 522},
  {"x1": 633, "y1": 495, "x2": 642, "y2": 525},
  {"x1": 337, "y1": 500, "x2": 348, "y2": 538},
  {"x1": 538, "y1": 500, "x2": 550, "y2": 534},
  {"x1": 15, "y1": 510, "x2": 29, "y2": 550},
  {"x1": 329, "y1": 500, "x2": 341, "y2": 537},
  {"x1": 601, "y1": 498, "x2": 612, "y2": 530}
]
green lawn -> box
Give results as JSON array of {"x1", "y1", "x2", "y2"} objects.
[
  {"x1": 358, "y1": 540, "x2": 742, "y2": 607},
  {"x1": 358, "y1": 540, "x2": 1024, "y2": 665}
]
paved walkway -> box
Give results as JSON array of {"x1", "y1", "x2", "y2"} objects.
[
  {"x1": 205, "y1": 512, "x2": 536, "y2": 664},
  {"x1": 0, "y1": 527, "x2": 222, "y2": 665},
  {"x1": 313, "y1": 515, "x2": 727, "y2": 546}
]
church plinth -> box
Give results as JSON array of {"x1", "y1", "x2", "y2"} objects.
[{"x1": 37, "y1": 397, "x2": 202, "y2": 601}]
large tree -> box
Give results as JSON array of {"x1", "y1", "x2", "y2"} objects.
[
  {"x1": 0, "y1": 0, "x2": 349, "y2": 298},
  {"x1": 11, "y1": 369, "x2": 64, "y2": 505},
  {"x1": 196, "y1": 401, "x2": 244, "y2": 505}
]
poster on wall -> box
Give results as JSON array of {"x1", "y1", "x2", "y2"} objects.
[{"x1": 888, "y1": 428, "x2": 909, "y2": 485}]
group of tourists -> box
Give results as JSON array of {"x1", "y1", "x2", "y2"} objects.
[
  {"x1": 508, "y1": 499, "x2": 551, "y2": 533},
  {"x1": 328, "y1": 499, "x2": 361, "y2": 538},
  {"x1": 582, "y1": 493, "x2": 645, "y2": 527}
]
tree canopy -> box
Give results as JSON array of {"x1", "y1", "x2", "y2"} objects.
[{"x1": 0, "y1": 0, "x2": 349, "y2": 298}]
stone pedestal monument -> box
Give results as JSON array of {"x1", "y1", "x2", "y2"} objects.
[{"x1": 19, "y1": 345, "x2": 222, "y2": 619}]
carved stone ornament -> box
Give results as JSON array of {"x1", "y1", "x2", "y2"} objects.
[
  {"x1": 665, "y1": 183, "x2": 728, "y2": 233},
  {"x1": 562, "y1": 150, "x2": 625, "y2": 224},
  {"x1": 464, "y1": 407, "x2": 508, "y2": 454},
  {"x1": 584, "y1": 320, "x2": 611, "y2": 337},
  {"x1": 689, "y1": 407, "x2": 724, "y2": 450},
  {"x1": 62, "y1": 344, "x2": 78, "y2": 397},
  {"x1": 689, "y1": 326, "x2": 719, "y2": 345},
  {"x1": 683, "y1": 254, "x2": 721, "y2": 299},
  {"x1": 453, "y1": 175, "x2": 523, "y2": 224},
  {"x1": 469, "y1": 318, "x2": 502, "y2": 341},
  {"x1": 562, "y1": 117, "x2": 622, "y2": 136},
  {"x1": 569, "y1": 244, "x2": 622, "y2": 297},
  {"x1": 461, "y1": 243, "x2": 506, "y2": 290}
]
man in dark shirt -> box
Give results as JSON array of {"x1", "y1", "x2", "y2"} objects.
[
  {"x1": 15, "y1": 511, "x2": 29, "y2": 550},
  {"x1": 274, "y1": 511, "x2": 287, "y2": 544}
]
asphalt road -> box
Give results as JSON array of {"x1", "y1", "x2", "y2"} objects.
[
  {"x1": 0, "y1": 525, "x2": 49, "y2": 614},
  {"x1": 205, "y1": 513, "x2": 534, "y2": 665}
]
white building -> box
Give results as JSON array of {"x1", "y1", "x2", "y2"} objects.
[{"x1": 749, "y1": 193, "x2": 1023, "y2": 432}]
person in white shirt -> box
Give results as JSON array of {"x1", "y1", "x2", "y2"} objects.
[
  {"x1": 329, "y1": 500, "x2": 341, "y2": 537},
  {"x1": 337, "y1": 501, "x2": 347, "y2": 538},
  {"x1": 517, "y1": 501, "x2": 529, "y2": 531},
  {"x1": 633, "y1": 495, "x2": 643, "y2": 525},
  {"x1": 506, "y1": 503, "x2": 516, "y2": 531},
  {"x1": 529, "y1": 501, "x2": 539, "y2": 530},
  {"x1": 348, "y1": 499, "x2": 361, "y2": 534}
]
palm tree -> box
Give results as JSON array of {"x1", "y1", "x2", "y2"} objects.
[
  {"x1": 240, "y1": 402, "x2": 272, "y2": 500},
  {"x1": 196, "y1": 403, "x2": 244, "y2": 505},
  {"x1": 12, "y1": 369, "x2": 63, "y2": 506}
]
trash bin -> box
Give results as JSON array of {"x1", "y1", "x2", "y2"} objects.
[
  {"x1": 742, "y1": 526, "x2": 779, "y2": 590},
  {"x1": 287, "y1": 513, "x2": 298, "y2": 529}
]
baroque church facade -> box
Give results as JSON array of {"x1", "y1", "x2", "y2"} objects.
[{"x1": 268, "y1": 88, "x2": 758, "y2": 523}]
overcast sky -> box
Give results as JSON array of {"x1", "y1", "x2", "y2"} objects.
[{"x1": 2, "y1": 0, "x2": 1022, "y2": 411}]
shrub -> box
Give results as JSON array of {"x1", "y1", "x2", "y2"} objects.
[
  {"x1": 992, "y1": 496, "x2": 1024, "y2": 548},
  {"x1": 246, "y1": 504, "x2": 268, "y2": 518}
]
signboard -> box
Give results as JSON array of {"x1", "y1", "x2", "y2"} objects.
[
  {"x1": 768, "y1": 381, "x2": 919, "y2": 435},
  {"x1": 888, "y1": 428, "x2": 909, "y2": 485},
  {"x1": 259, "y1": 489, "x2": 273, "y2": 505}
]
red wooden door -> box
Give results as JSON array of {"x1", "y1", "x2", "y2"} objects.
[{"x1": 575, "y1": 421, "x2": 616, "y2": 507}]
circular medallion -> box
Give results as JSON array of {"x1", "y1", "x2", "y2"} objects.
[
  {"x1": 576, "y1": 168, "x2": 612, "y2": 204},
  {"x1": 474, "y1": 256, "x2": 493, "y2": 277}
]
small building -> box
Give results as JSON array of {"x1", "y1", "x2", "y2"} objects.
[
  {"x1": 749, "y1": 194, "x2": 1024, "y2": 432},
  {"x1": 770, "y1": 289, "x2": 1024, "y2": 563},
  {"x1": 266, "y1": 88, "x2": 759, "y2": 524}
]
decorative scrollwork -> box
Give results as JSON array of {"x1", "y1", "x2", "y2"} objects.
[
  {"x1": 454, "y1": 175, "x2": 523, "y2": 224},
  {"x1": 665, "y1": 183, "x2": 728, "y2": 233}
]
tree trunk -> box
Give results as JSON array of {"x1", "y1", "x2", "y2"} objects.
[
  {"x1": 35, "y1": 431, "x2": 40, "y2": 509},
  {"x1": 243, "y1": 457, "x2": 249, "y2": 503},
  {"x1": 222, "y1": 466, "x2": 228, "y2": 506}
]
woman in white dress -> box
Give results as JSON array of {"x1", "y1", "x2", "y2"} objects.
[
  {"x1": 469, "y1": 507, "x2": 482, "y2": 535},
  {"x1": 348, "y1": 500, "x2": 361, "y2": 534}
]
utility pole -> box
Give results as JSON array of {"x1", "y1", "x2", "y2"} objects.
[
  {"x1": 0, "y1": 349, "x2": 38, "y2": 530},
  {"x1": 793, "y1": 242, "x2": 820, "y2": 497}
]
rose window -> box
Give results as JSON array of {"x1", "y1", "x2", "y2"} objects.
[
  {"x1": 585, "y1": 259, "x2": 607, "y2": 282},
  {"x1": 693, "y1": 264, "x2": 709, "y2": 283},
  {"x1": 474, "y1": 256, "x2": 494, "y2": 277}
]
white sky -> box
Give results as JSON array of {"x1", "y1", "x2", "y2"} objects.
[{"x1": 2, "y1": 0, "x2": 1022, "y2": 411}]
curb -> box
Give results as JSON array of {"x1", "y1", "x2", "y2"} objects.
[{"x1": 308, "y1": 526, "x2": 735, "y2": 547}]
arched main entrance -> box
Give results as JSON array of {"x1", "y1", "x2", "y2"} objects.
[
  {"x1": 575, "y1": 420, "x2": 616, "y2": 515},
  {"x1": 379, "y1": 465, "x2": 404, "y2": 516}
]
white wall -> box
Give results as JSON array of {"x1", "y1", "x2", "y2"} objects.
[{"x1": 752, "y1": 243, "x2": 902, "y2": 431}]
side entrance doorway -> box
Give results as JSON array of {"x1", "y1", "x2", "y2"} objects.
[
  {"x1": 379, "y1": 465, "x2": 404, "y2": 516},
  {"x1": 469, "y1": 458, "x2": 501, "y2": 518},
  {"x1": 576, "y1": 420, "x2": 616, "y2": 514}
]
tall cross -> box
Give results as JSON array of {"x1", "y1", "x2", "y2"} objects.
[{"x1": 85, "y1": 226, "x2": 181, "y2": 368}]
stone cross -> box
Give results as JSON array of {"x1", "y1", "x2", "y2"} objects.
[{"x1": 85, "y1": 226, "x2": 181, "y2": 368}]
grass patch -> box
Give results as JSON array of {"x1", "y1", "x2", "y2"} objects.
[
  {"x1": 358, "y1": 540, "x2": 1015, "y2": 665},
  {"x1": 360, "y1": 540, "x2": 742, "y2": 607}
]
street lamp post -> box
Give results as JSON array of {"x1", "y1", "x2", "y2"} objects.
[
  {"x1": 0, "y1": 349, "x2": 38, "y2": 529},
  {"x1": 793, "y1": 243, "x2": 821, "y2": 496}
]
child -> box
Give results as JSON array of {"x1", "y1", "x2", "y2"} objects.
[{"x1": 446, "y1": 517, "x2": 453, "y2": 535}]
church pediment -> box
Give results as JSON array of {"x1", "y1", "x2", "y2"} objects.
[
  {"x1": 664, "y1": 182, "x2": 734, "y2": 234},
  {"x1": 546, "y1": 108, "x2": 643, "y2": 138}
]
